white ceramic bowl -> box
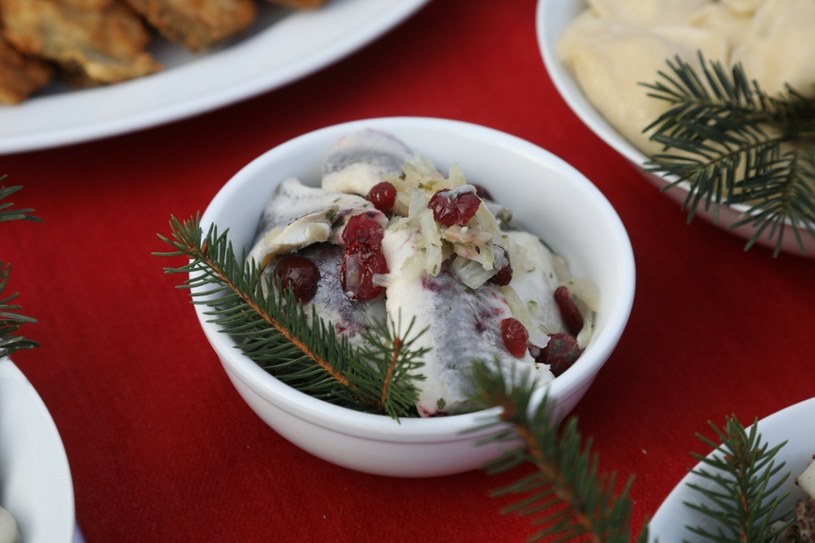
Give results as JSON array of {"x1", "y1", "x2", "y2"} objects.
[
  {"x1": 648, "y1": 396, "x2": 815, "y2": 540},
  {"x1": 0, "y1": 357, "x2": 75, "y2": 543},
  {"x1": 536, "y1": 0, "x2": 815, "y2": 257},
  {"x1": 195, "y1": 117, "x2": 636, "y2": 477}
]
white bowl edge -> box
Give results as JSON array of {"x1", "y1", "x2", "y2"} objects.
[
  {"x1": 535, "y1": 0, "x2": 815, "y2": 257},
  {"x1": 0, "y1": 357, "x2": 75, "y2": 543}
]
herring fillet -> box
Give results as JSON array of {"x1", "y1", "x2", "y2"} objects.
[
  {"x1": 263, "y1": 244, "x2": 386, "y2": 346},
  {"x1": 321, "y1": 128, "x2": 412, "y2": 196},
  {"x1": 248, "y1": 178, "x2": 387, "y2": 348},
  {"x1": 503, "y1": 230, "x2": 566, "y2": 341},
  {"x1": 383, "y1": 228, "x2": 553, "y2": 416},
  {"x1": 247, "y1": 178, "x2": 374, "y2": 269}
]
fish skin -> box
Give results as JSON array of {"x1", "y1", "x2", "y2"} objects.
[
  {"x1": 263, "y1": 244, "x2": 386, "y2": 347},
  {"x1": 248, "y1": 178, "x2": 375, "y2": 269},
  {"x1": 322, "y1": 129, "x2": 413, "y2": 196},
  {"x1": 382, "y1": 227, "x2": 553, "y2": 417}
]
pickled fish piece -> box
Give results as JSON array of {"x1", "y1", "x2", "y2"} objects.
[
  {"x1": 266, "y1": 244, "x2": 386, "y2": 346},
  {"x1": 123, "y1": 0, "x2": 256, "y2": 51},
  {"x1": 382, "y1": 227, "x2": 554, "y2": 417},
  {"x1": 322, "y1": 129, "x2": 413, "y2": 196},
  {"x1": 248, "y1": 178, "x2": 374, "y2": 270},
  {"x1": 0, "y1": 33, "x2": 53, "y2": 104},
  {"x1": 501, "y1": 230, "x2": 566, "y2": 343},
  {"x1": 0, "y1": 0, "x2": 161, "y2": 86}
]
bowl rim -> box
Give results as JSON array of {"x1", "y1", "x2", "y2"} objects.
[
  {"x1": 535, "y1": 0, "x2": 757, "y2": 213},
  {"x1": 647, "y1": 395, "x2": 815, "y2": 540},
  {"x1": 0, "y1": 356, "x2": 75, "y2": 543},
  {"x1": 195, "y1": 116, "x2": 636, "y2": 441}
]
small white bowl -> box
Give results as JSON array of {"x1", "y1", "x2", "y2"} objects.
[
  {"x1": 0, "y1": 357, "x2": 75, "y2": 543},
  {"x1": 536, "y1": 0, "x2": 815, "y2": 256},
  {"x1": 195, "y1": 117, "x2": 635, "y2": 477},
  {"x1": 648, "y1": 396, "x2": 815, "y2": 540}
]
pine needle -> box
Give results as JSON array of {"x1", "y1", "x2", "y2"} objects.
[
  {"x1": 0, "y1": 181, "x2": 39, "y2": 357},
  {"x1": 682, "y1": 416, "x2": 793, "y2": 543},
  {"x1": 467, "y1": 360, "x2": 647, "y2": 542},
  {"x1": 0, "y1": 183, "x2": 40, "y2": 224},
  {"x1": 641, "y1": 53, "x2": 815, "y2": 256},
  {"x1": 155, "y1": 214, "x2": 426, "y2": 419}
]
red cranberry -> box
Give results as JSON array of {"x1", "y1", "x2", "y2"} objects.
[
  {"x1": 366, "y1": 181, "x2": 397, "y2": 212},
  {"x1": 427, "y1": 188, "x2": 482, "y2": 227},
  {"x1": 341, "y1": 250, "x2": 387, "y2": 301},
  {"x1": 488, "y1": 245, "x2": 512, "y2": 286},
  {"x1": 340, "y1": 212, "x2": 388, "y2": 301},
  {"x1": 500, "y1": 318, "x2": 528, "y2": 358},
  {"x1": 536, "y1": 333, "x2": 581, "y2": 376},
  {"x1": 274, "y1": 255, "x2": 320, "y2": 303},
  {"x1": 554, "y1": 286, "x2": 584, "y2": 336},
  {"x1": 341, "y1": 211, "x2": 385, "y2": 248}
]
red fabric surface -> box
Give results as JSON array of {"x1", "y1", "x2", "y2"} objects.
[{"x1": 2, "y1": 1, "x2": 814, "y2": 541}]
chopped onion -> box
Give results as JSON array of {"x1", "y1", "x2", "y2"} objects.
[
  {"x1": 450, "y1": 255, "x2": 494, "y2": 289},
  {"x1": 562, "y1": 276, "x2": 600, "y2": 312},
  {"x1": 500, "y1": 285, "x2": 549, "y2": 346}
]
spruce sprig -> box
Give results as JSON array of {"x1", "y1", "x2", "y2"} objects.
[
  {"x1": 468, "y1": 361, "x2": 803, "y2": 543},
  {"x1": 0, "y1": 182, "x2": 39, "y2": 358},
  {"x1": 468, "y1": 360, "x2": 648, "y2": 543},
  {"x1": 641, "y1": 54, "x2": 815, "y2": 256},
  {"x1": 682, "y1": 416, "x2": 792, "y2": 543},
  {"x1": 1, "y1": 183, "x2": 40, "y2": 223},
  {"x1": 155, "y1": 214, "x2": 426, "y2": 418},
  {"x1": 0, "y1": 263, "x2": 39, "y2": 357}
]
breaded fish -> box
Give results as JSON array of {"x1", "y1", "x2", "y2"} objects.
[
  {"x1": 267, "y1": 0, "x2": 326, "y2": 8},
  {"x1": 123, "y1": 0, "x2": 256, "y2": 51},
  {"x1": 0, "y1": 33, "x2": 53, "y2": 104},
  {"x1": 0, "y1": 0, "x2": 161, "y2": 86}
]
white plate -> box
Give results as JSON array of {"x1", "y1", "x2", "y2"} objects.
[
  {"x1": 0, "y1": 0, "x2": 428, "y2": 155},
  {"x1": 0, "y1": 357, "x2": 75, "y2": 543},
  {"x1": 648, "y1": 397, "x2": 815, "y2": 541}
]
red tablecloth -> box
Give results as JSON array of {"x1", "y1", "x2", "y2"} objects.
[{"x1": 2, "y1": 1, "x2": 814, "y2": 541}]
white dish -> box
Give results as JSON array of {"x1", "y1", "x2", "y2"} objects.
[
  {"x1": 536, "y1": 0, "x2": 814, "y2": 256},
  {"x1": 648, "y1": 396, "x2": 815, "y2": 540},
  {"x1": 194, "y1": 116, "x2": 636, "y2": 477},
  {"x1": 0, "y1": 357, "x2": 75, "y2": 543},
  {"x1": 0, "y1": 0, "x2": 428, "y2": 155}
]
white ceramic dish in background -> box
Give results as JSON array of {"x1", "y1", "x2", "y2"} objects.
[
  {"x1": 648, "y1": 396, "x2": 815, "y2": 541},
  {"x1": 0, "y1": 357, "x2": 75, "y2": 543},
  {"x1": 0, "y1": 0, "x2": 428, "y2": 155},
  {"x1": 193, "y1": 116, "x2": 636, "y2": 477},
  {"x1": 536, "y1": 0, "x2": 815, "y2": 257}
]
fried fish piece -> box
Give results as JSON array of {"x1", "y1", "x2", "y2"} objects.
[
  {"x1": 0, "y1": 33, "x2": 53, "y2": 104},
  {"x1": 123, "y1": 0, "x2": 256, "y2": 52},
  {"x1": 0, "y1": 0, "x2": 161, "y2": 86},
  {"x1": 267, "y1": 0, "x2": 326, "y2": 8}
]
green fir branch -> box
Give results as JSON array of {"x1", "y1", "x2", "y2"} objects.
[
  {"x1": 468, "y1": 360, "x2": 648, "y2": 543},
  {"x1": 641, "y1": 54, "x2": 815, "y2": 256},
  {"x1": 155, "y1": 214, "x2": 426, "y2": 419},
  {"x1": 358, "y1": 314, "x2": 429, "y2": 420},
  {"x1": 0, "y1": 182, "x2": 39, "y2": 358},
  {"x1": 0, "y1": 183, "x2": 40, "y2": 223},
  {"x1": 682, "y1": 416, "x2": 793, "y2": 543},
  {"x1": 0, "y1": 262, "x2": 39, "y2": 357},
  {"x1": 468, "y1": 361, "x2": 804, "y2": 543}
]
